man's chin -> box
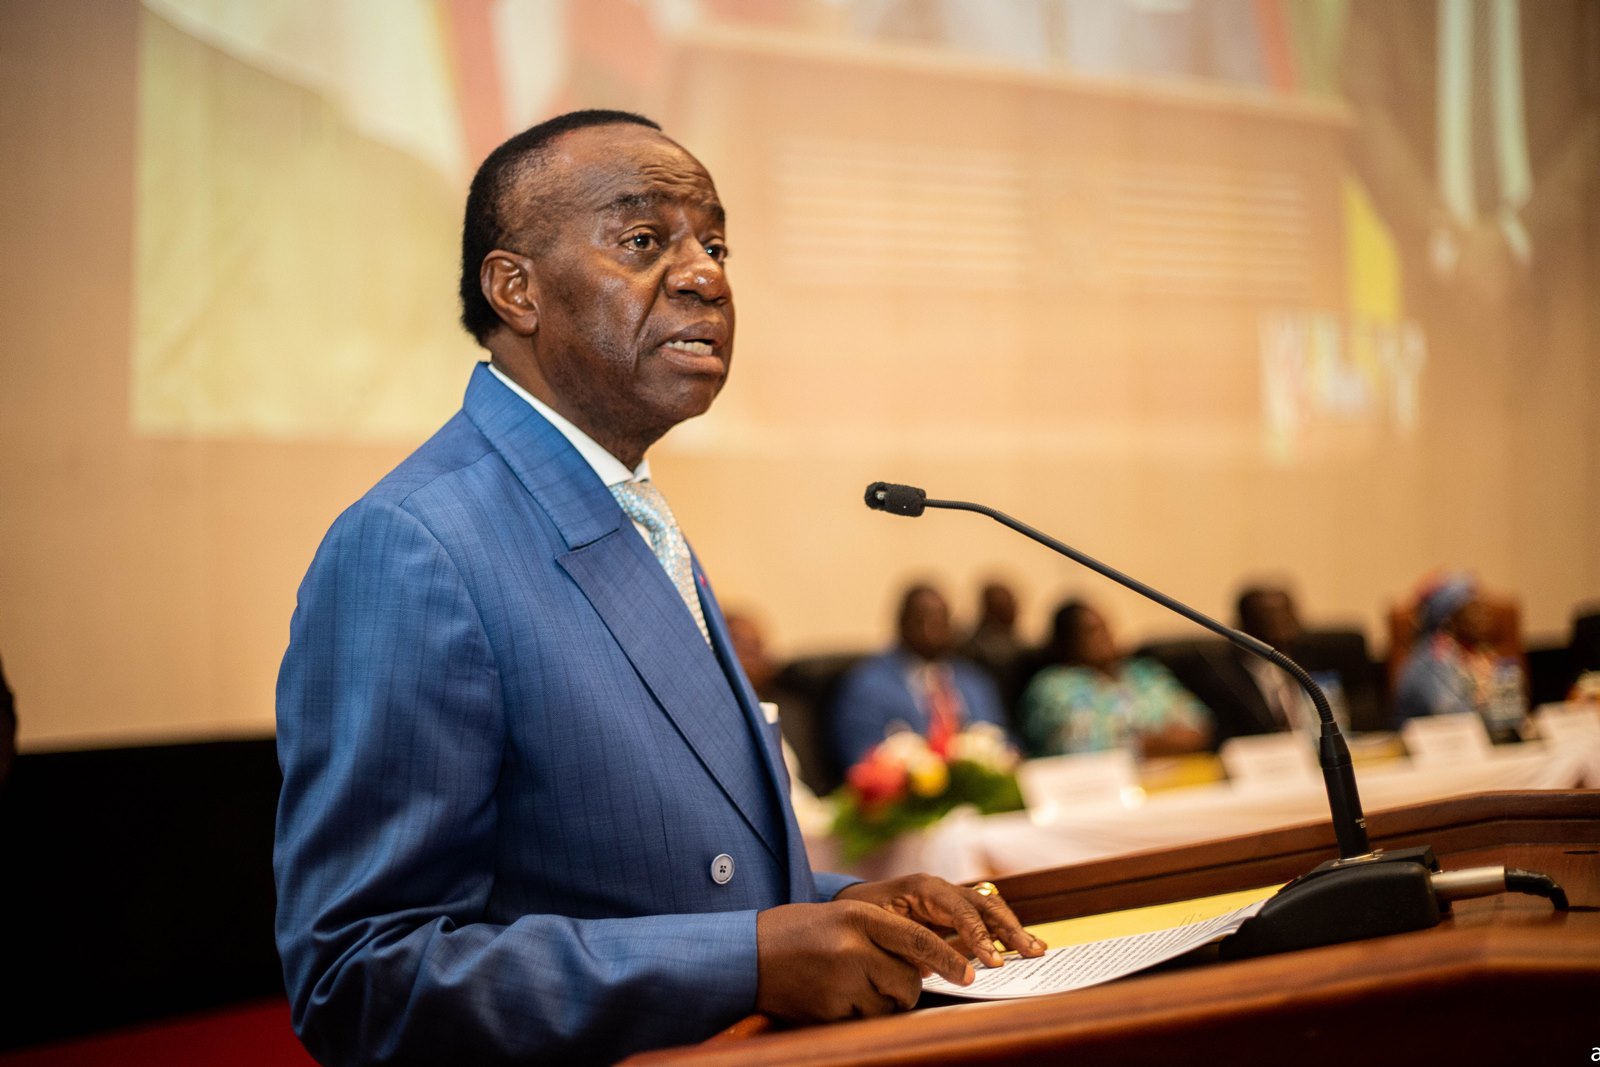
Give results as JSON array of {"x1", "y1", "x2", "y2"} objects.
[{"x1": 666, "y1": 376, "x2": 726, "y2": 421}]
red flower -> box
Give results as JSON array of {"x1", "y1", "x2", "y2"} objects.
[{"x1": 846, "y1": 747, "x2": 909, "y2": 808}]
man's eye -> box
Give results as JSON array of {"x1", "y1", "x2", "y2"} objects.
[
  {"x1": 704, "y1": 242, "x2": 729, "y2": 263},
  {"x1": 626, "y1": 232, "x2": 659, "y2": 251}
]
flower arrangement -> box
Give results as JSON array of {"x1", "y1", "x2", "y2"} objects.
[{"x1": 830, "y1": 723, "x2": 1025, "y2": 861}]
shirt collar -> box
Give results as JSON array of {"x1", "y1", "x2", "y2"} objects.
[{"x1": 487, "y1": 361, "x2": 650, "y2": 487}]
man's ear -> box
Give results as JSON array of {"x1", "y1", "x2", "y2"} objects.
[{"x1": 481, "y1": 251, "x2": 539, "y2": 336}]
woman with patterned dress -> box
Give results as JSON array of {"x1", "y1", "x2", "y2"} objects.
[{"x1": 1021, "y1": 600, "x2": 1213, "y2": 758}]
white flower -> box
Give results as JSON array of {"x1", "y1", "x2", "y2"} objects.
[
  {"x1": 879, "y1": 727, "x2": 935, "y2": 766},
  {"x1": 948, "y1": 722, "x2": 1018, "y2": 770}
]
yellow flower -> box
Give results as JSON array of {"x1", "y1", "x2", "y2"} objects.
[{"x1": 907, "y1": 756, "x2": 949, "y2": 798}]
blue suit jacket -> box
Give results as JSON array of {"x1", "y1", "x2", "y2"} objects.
[{"x1": 275, "y1": 364, "x2": 854, "y2": 1065}]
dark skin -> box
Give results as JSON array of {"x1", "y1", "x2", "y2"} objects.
[
  {"x1": 1447, "y1": 596, "x2": 1496, "y2": 649},
  {"x1": 1238, "y1": 589, "x2": 1302, "y2": 652},
  {"x1": 480, "y1": 123, "x2": 734, "y2": 468},
  {"x1": 477, "y1": 123, "x2": 1045, "y2": 1022},
  {"x1": 978, "y1": 582, "x2": 1019, "y2": 634},
  {"x1": 900, "y1": 587, "x2": 955, "y2": 663}
]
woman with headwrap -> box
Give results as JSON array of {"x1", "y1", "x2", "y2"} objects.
[{"x1": 1393, "y1": 573, "x2": 1526, "y2": 740}]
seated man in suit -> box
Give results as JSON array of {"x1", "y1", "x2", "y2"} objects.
[
  {"x1": 831, "y1": 583, "x2": 1011, "y2": 770},
  {"x1": 1174, "y1": 585, "x2": 1381, "y2": 745},
  {"x1": 959, "y1": 578, "x2": 1033, "y2": 725},
  {"x1": 1203, "y1": 586, "x2": 1317, "y2": 743},
  {"x1": 274, "y1": 110, "x2": 1043, "y2": 1066},
  {"x1": 722, "y1": 608, "x2": 834, "y2": 823}
]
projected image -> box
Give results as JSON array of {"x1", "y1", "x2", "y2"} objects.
[{"x1": 133, "y1": 0, "x2": 1593, "y2": 469}]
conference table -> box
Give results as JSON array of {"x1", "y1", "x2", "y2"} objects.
[{"x1": 804, "y1": 734, "x2": 1600, "y2": 884}]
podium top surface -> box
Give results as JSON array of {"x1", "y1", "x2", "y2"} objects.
[{"x1": 627, "y1": 791, "x2": 1600, "y2": 1067}]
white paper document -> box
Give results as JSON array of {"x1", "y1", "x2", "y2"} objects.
[{"x1": 922, "y1": 897, "x2": 1268, "y2": 1000}]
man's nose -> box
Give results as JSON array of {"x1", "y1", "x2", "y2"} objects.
[{"x1": 666, "y1": 244, "x2": 729, "y2": 303}]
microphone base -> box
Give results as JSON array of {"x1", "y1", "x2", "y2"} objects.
[{"x1": 1220, "y1": 846, "x2": 1442, "y2": 959}]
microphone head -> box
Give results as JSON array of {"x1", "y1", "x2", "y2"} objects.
[{"x1": 864, "y1": 482, "x2": 927, "y2": 517}]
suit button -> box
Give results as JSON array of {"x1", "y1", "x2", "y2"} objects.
[{"x1": 710, "y1": 853, "x2": 735, "y2": 885}]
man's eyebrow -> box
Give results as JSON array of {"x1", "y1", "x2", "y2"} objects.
[
  {"x1": 600, "y1": 189, "x2": 725, "y2": 226},
  {"x1": 601, "y1": 190, "x2": 663, "y2": 215}
]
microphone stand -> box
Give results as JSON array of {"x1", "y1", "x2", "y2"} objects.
[{"x1": 864, "y1": 482, "x2": 1485, "y2": 957}]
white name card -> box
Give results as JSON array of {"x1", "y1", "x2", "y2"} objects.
[
  {"x1": 1402, "y1": 712, "x2": 1494, "y2": 767},
  {"x1": 1219, "y1": 732, "x2": 1319, "y2": 791},
  {"x1": 1533, "y1": 702, "x2": 1600, "y2": 747},
  {"x1": 1017, "y1": 750, "x2": 1141, "y2": 822}
]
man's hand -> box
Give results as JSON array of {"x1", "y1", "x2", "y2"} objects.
[
  {"x1": 754, "y1": 900, "x2": 974, "y2": 1022},
  {"x1": 835, "y1": 874, "x2": 1046, "y2": 970}
]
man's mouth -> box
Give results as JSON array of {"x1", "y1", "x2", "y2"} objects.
[{"x1": 662, "y1": 339, "x2": 715, "y2": 357}]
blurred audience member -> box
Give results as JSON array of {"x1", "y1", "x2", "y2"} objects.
[
  {"x1": 1566, "y1": 605, "x2": 1600, "y2": 704},
  {"x1": 1172, "y1": 584, "x2": 1385, "y2": 740},
  {"x1": 830, "y1": 583, "x2": 1008, "y2": 770},
  {"x1": 724, "y1": 609, "x2": 833, "y2": 801},
  {"x1": 1394, "y1": 573, "x2": 1526, "y2": 740},
  {"x1": 725, "y1": 609, "x2": 779, "y2": 698},
  {"x1": 959, "y1": 578, "x2": 1032, "y2": 726},
  {"x1": 1021, "y1": 600, "x2": 1213, "y2": 758},
  {"x1": 1204, "y1": 586, "x2": 1316, "y2": 743},
  {"x1": 1203, "y1": 585, "x2": 1312, "y2": 742},
  {"x1": 1239, "y1": 585, "x2": 1302, "y2": 650}
]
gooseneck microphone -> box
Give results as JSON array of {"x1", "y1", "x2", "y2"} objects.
[
  {"x1": 863, "y1": 482, "x2": 928, "y2": 517},
  {"x1": 863, "y1": 481, "x2": 1567, "y2": 957}
]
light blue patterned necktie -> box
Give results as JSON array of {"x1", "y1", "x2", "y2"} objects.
[{"x1": 610, "y1": 479, "x2": 712, "y2": 646}]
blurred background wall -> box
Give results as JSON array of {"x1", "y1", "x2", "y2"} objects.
[{"x1": 2, "y1": 0, "x2": 1596, "y2": 749}]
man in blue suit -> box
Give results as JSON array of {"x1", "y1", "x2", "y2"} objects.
[
  {"x1": 832, "y1": 583, "x2": 1012, "y2": 770},
  {"x1": 274, "y1": 110, "x2": 1044, "y2": 1065}
]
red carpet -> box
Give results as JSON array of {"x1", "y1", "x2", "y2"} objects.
[{"x1": 0, "y1": 998, "x2": 316, "y2": 1066}]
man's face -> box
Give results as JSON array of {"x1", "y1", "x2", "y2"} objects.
[
  {"x1": 982, "y1": 584, "x2": 1018, "y2": 631},
  {"x1": 1244, "y1": 591, "x2": 1302, "y2": 650},
  {"x1": 517, "y1": 124, "x2": 734, "y2": 459},
  {"x1": 901, "y1": 590, "x2": 954, "y2": 662},
  {"x1": 1073, "y1": 609, "x2": 1117, "y2": 671}
]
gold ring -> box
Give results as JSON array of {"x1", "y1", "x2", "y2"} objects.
[{"x1": 972, "y1": 881, "x2": 999, "y2": 897}]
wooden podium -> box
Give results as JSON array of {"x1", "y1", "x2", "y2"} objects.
[{"x1": 629, "y1": 791, "x2": 1599, "y2": 1065}]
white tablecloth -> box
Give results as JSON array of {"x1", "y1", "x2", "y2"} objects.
[{"x1": 806, "y1": 739, "x2": 1600, "y2": 884}]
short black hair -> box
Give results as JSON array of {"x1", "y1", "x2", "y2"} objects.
[{"x1": 458, "y1": 109, "x2": 662, "y2": 346}]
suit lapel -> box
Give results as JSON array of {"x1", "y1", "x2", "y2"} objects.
[
  {"x1": 559, "y1": 536, "x2": 783, "y2": 863},
  {"x1": 463, "y1": 365, "x2": 786, "y2": 865},
  {"x1": 695, "y1": 558, "x2": 816, "y2": 901},
  {"x1": 1222, "y1": 651, "x2": 1279, "y2": 733}
]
